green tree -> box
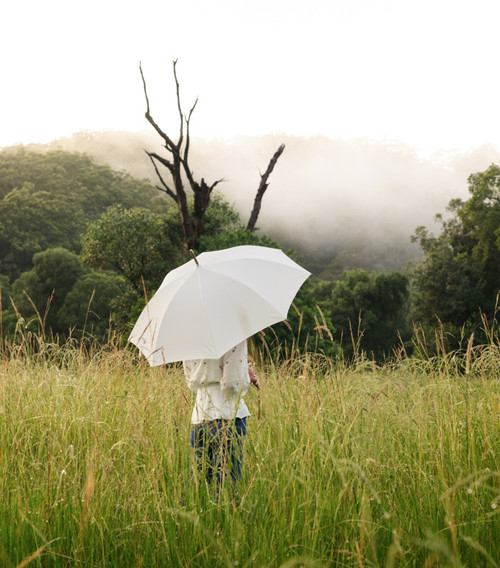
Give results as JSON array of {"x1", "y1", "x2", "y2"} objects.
[
  {"x1": 268, "y1": 277, "x2": 341, "y2": 360},
  {"x1": 81, "y1": 206, "x2": 185, "y2": 295},
  {"x1": 458, "y1": 164, "x2": 500, "y2": 299},
  {"x1": 11, "y1": 248, "x2": 84, "y2": 334},
  {"x1": 325, "y1": 269, "x2": 410, "y2": 361},
  {"x1": 0, "y1": 183, "x2": 85, "y2": 280},
  {"x1": 411, "y1": 224, "x2": 487, "y2": 329},
  {"x1": 411, "y1": 163, "x2": 500, "y2": 346},
  {"x1": 57, "y1": 272, "x2": 128, "y2": 339}
]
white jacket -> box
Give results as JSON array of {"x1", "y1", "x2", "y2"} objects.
[{"x1": 183, "y1": 340, "x2": 251, "y2": 424}]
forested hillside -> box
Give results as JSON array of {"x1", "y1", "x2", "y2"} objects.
[
  {"x1": 23, "y1": 131, "x2": 500, "y2": 278},
  {"x1": 0, "y1": 149, "x2": 164, "y2": 281},
  {"x1": 0, "y1": 150, "x2": 168, "y2": 338},
  {"x1": 1, "y1": 141, "x2": 499, "y2": 360}
]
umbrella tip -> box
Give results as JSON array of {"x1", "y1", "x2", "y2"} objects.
[{"x1": 189, "y1": 249, "x2": 200, "y2": 266}]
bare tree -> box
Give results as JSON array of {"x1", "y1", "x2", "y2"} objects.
[{"x1": 140, "y1": 60, "x2": 284, "y2": 249}]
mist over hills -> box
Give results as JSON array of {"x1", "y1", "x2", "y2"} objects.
[{"x1": 17, "y1": 130, "x2": 500, "y2": 278}]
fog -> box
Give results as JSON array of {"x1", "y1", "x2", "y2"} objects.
[{"x1": 28, "y1": 130, "x2": 500, "y2": 276}]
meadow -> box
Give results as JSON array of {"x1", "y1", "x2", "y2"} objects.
[{"x1": 0, "y1": 333, "x2": 499, "y2": 567}]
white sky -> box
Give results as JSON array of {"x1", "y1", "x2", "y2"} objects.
[{"x1": 2, "y1": 0, "x2": 500, "y2": 154}]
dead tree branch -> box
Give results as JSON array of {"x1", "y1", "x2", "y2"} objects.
[
  {"x1": 146, "y1": 152, "x2": 177, "y2": 201},
  {"x1": 246, "y1": 144, "x2": 286, "y2": 232},
  {"x1": 140, "y1": 62, "x2": 179, "y2": 153}
]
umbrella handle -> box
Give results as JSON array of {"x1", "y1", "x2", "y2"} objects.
[{"x1": 189, "y1": 249, "x2": 199, "y2": 266}]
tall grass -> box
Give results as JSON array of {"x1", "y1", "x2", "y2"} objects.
[{"x1": 0, "y1": 334, "x2": 499, "y2": 567}]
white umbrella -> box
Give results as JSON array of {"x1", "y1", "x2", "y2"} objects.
[{"x1": 128, "y1": 245, "x2": 311, "y2": 365}]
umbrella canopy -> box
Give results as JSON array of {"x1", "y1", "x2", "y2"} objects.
[{"x1": 128, "y1": 245, "x2": 311, "y2": 365}]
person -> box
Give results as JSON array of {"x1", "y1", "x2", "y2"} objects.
[{"x1": 183, "y1": 340, "x2": 260, "y2": 495}]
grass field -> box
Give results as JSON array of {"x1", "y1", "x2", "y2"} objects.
[{"x1": 0, "y1": 334, "x2": 499, "y2": 567}]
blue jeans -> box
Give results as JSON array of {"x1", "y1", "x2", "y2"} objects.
[{"x1": 190, "y1": 417, "x2": 247, "y2": 492}]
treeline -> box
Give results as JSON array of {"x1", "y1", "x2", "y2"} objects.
[{"x1": 0, "y1": 148, "x2": 498, "y2": 361}]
